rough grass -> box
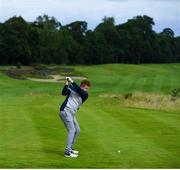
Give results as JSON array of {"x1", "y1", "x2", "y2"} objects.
[
  {"x1": 99, "y1": 92, "x2": 180, "y2": 113},
  {"x1": 0, "y1": 63, "x2": 180, "y2": 168}
]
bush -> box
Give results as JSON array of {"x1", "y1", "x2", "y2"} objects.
[
  {"x1": 16, "y1": 62, "x2": 21, "y2": 69},
  {"x1": 33, "y1": 65, "x2": 47, "y2": 70},
  {"x1": 6, "y1": 68, "x2": 25, "y2": 80},
  {"x1": 124, "y1": 92, "x2": 133, "y2": 99},
  {"x1": 171, "y1": 88, "x2": 180, "y2": 100}
]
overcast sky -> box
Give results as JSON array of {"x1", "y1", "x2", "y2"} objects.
[{"x1": 0, "y1": 0, "x2": 180, "y2": 36}]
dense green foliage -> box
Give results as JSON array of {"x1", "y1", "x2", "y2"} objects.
[
  {"x1": 0, "y1": 64, "x2": 180, "y2": 168},
  {"x1": 0, "y1": 15, "x2": 180, "y2": 65}
]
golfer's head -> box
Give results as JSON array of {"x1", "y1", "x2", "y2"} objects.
[{"x1": 80, "y1": 80, "x2": 90, "y2": 92}]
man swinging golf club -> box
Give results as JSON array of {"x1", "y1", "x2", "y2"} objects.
[{"x1": 59, "y1": 77, "x2": 90, "y2": 158}]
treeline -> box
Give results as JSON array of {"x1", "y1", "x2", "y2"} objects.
[{"x1": 0, "y1": 14, "x2": 180, "y2": 65}]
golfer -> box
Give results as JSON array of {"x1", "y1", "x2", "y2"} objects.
[{"x1": 59, "y1": 77, "x2": 90, "y2": 157}]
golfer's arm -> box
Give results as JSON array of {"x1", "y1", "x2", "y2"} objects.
[
  {"x1": 61, "y1": 85, "x2": 70, "y2": 96},
  {"x1": 72, "y1": 82, "x2": 88, "y2": 101}
]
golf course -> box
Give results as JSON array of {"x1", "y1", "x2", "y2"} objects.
[{"x1": 0, "y1": 63, "x2": 180, "y2": 168}]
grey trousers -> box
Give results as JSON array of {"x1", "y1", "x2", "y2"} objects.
[{"x1": 59, "y1": 107, "x2": 80, "y2": 153}]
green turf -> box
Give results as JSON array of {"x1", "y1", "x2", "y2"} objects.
[{"x1": 0, "y1": 64, "x2": 180, "y2": 168}]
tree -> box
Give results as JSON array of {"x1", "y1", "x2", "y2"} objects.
[
  {"x1": 0, "y1": 16, "x2": 31, "y2": 65},
  {"x1": 162, "y1": 28, "x2": 175, "y2": 38},
  {"x1": 65, "y1": 21, "x2": 87, "y2": 43},
  {"x1": 83, "y1": 30, "x2": 113, "y2": 64},
  {"x1": 159, "y1": 28, "x2": 177, "y2": 62},
  {"x1": 0, "y1": 15, "x2": 179, "y2": 65},
  {"x1": 117, "y1": 15, "x2": 157, "y2": 63},
  {"x1": 32, "y1": 15, "x2": 61, "y2": 64},
  {"x1": 175, "y1": 36, "x2": 180, "y2": 62},
  {"x1": 95, "y1": 17, "x2": 119, "y2": 63}
]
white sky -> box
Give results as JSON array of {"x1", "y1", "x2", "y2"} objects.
[{"x1": 0, "y1": 0, "x2": 180, "y2": 36}]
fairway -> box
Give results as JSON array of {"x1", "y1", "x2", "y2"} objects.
[{"x1": 0, "y1": 64, "x2": 180, "y2": 168}]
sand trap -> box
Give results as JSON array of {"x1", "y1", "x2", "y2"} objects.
[{"x1": 27, "y1": 75, "x2": 86, "y2": 83}]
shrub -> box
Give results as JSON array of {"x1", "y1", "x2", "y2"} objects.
[
  {"x1": 16, "y1": 62, "x2": 21, "y2": 69},
  {"x1": 124, "y1": 92, "x2": 133, "y2": 99},
  {"x1": 33, "y1": 65, "x2": 47, "y2": 70},
  {"x1": 171, "y1": 88, "x2": 180, "y2": 100}
]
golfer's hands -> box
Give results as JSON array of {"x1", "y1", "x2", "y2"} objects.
[{"x1": 66, "y1": 77, "x2": 73, "y2": 85}]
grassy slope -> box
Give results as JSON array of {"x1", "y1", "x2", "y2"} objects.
[
  {"x1": 74, "y1": 63, "x2": 180, "y2": 94},
  {"x1": 0, "y1": 64, "x2": 180, "y2": 168}
]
